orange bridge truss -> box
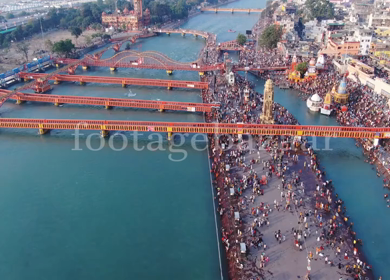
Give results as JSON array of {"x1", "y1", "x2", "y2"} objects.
[
  {"x1": 0, "y1": 119, "x2": 390, "y2": 139},
  {"x1": 54, "y1": 50, "x2": 224, "y2": 72},
  {"x1": 0, "y1": 90, "x2": 217, "y2": 113},
  {"x1": 18, "y1": 72, "x2": 208, "y2": 90},
  {"x1": 201, "y1": 8, "x2": 263, "y2": 13}
]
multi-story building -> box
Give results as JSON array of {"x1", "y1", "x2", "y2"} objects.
[
  {"x1": 355, "y1": 28, "x2": 373, "y2": 55},
  {"x1": 102, "y1": 0, "x2": 150, "y2": 31},
  {"x1": 368, "y1": 13, "x2": 390, "y2": 27}
]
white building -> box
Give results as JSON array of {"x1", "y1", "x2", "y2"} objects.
[
  {"x1": 306, "y1": 93, "x2": 323, "y2": 112},
  {"x1": 354, "y1": 28, "x2": 373, "y2": 55}
]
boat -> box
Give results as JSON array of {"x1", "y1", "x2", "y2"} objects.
[
  {"x1": 320, "y1": 107, "x2": 332, "y2": 116},
  {"x1": 228, "y1": 29, "x2": 236, "y2": 33}
]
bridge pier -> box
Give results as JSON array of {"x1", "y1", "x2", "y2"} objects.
[
  {"x1": 122, "y1": 82, "x2": 126, "y2": 88},
  {"x1": 34, "y1": 82, "x2": 51, "y2": 93},
  {"x1": 54, "y1": 102, "x2": 62, "y2": 106},
  {"x1": 82, "y1": 66, "x2": 88, "y2": 70},
  {"x1": 113, "y1": 44, "x2": 120, "y2": 52},
  {"x1": 199, "y1": 71, "x2": 205, "y2": 76},
  {"x1": 231, "y1": 9, "x2": 234, "y2": 13},
  {"x1": 194, "y1": 34, "x2": 198, "y2": 38},
  {"x1": 181, "y1": 32, "x2": 186, "y2": 37},
  {"x1": 166, "y1": 32, "x2": 170, "y2": 36},
  {"x1": 167, "y1": 132, "x2": 172, "y2": 141},
  {"x1": 16, "y1": 99, "x2": 24, "y2": 105},
  {"x1": 101, "y1": 130, "x2": 109, "y2": 137},
  {"x1": 159, "y1": 108, "x2": 164, "y2": 112},
  {"x1": 23, "y1": 78, "x2": 30, "y2": 82},
  {"x1": 110, "y1": 67, "x2": 117, "y2": 72},
  {"x1": 54, "y1": 80, "x2": 60, "y2": 85},
  {"x1": 55, "y1": 64, "x2": 60, "y2": 68},
  {"x1": 38, "y1": 125, "x2": 49, "y2": 135},
  {"x1": 166, "y1": 70, "x2": 173, "y2": 75},
  {"x1": 80, "y1": 81, "x2": 85, "y2": 85}
]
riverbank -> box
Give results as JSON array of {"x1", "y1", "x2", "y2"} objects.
[{"x1": 201, "y1": 70, "x2": 374, "y2": 279}]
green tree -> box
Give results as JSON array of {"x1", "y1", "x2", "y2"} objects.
[
  {"x1": 305, "y1": 0, "x2": 334, "y2": 21},
  {"x1": 84, "y1": 35, "x2": 92, "y2": 45},
  {"x1": 6, "y1": 13, "x2": 15, "y2": 19},
  {"x1": 125, "y1": 42, "x2": 131, "y2": 50},
  {"x1": 51, "y1": 39, "x2": 75, "y2": 57},
  {"x1": 236, "y1": 33, "x2": 247, "y2": 46},
  {"x1": 69, "y1": 26, "x2": 82, "y2": 44},
  {"x1": 16, "y1": 42, "x2": 29, "y2": 62},
  {"x1": 45, "y1": 39, "x2": 53, "y2": 51},
  {"x1": 259, "y1": 24, "x2": 283, "y2": 49},
  {"x1": 102, "y1": 34, "x2": 111, "y2": 41},
  {"x1": 295, "y1": 62, "x2": 308, "y2": 77}
]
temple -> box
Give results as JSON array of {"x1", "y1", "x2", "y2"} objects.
[
  {"x1": 333, "y1": 75, "x2": 350, "y2": 104},
  {"x1": 102, "y1": 0, "x2": 150, "y2": 31},
  {"x1": 260, "y1": 79, "x2": 275, "y2": 124}
]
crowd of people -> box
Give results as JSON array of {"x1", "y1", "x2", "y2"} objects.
[
  {"x1": 237, "y1": 37, "x2": 390, "y2": 189},
  {"x1": 198, "y1": 30, "x2": 375, "y2": 278}
]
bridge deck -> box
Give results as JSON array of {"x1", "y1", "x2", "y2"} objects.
[
  {"x1": 0, "y1": 118, "x2": 389, "y2": 138},
  {"x1": 19, "y1": 73, "x2": 209, "y2": 90},
  {"x1": 0, "y1": 90, "x2": 218, "y2": 112}
]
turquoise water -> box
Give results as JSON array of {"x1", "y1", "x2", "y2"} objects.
[{"x1": 0, "y1": 0, "x2": 388, "y2": 279}]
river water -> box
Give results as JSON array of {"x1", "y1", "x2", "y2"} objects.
[{"x1": 0, "y1": 0, "x2": 388, "y2": 279}]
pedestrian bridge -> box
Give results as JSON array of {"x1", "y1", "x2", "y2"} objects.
[
  {"x1": 0, "y1": 90, "x2": 218, "y2": 113},
  {"x1": 0, "y1": 119, "x2": 389, "y2": 139},
  {"x1": 201, "y1": 8, "x2": 263, "y2": 13},
  {"x1": 18, "y1": 72, "x2": 209, "y2": 90},
  {"x1": 54, "y1": 50, "x2": 225, "y2": 73}
]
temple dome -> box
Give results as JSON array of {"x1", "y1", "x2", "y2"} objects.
[
  {"x1": 310, "y1": 93, "x2": 322, "y2": 102},
  {"x1": 338, "y1": 77, "x2": 347, "y2": 94},
  {"x1": 309, "y1": 58, "x2": 316, "y2": 67}
]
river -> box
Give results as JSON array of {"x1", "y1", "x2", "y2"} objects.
[{"x1": 0, "y1": 0, "x2": 388, "y2": 279}]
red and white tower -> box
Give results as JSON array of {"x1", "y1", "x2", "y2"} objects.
[{"x1": 134, "y1": 0, "x2": 143, "y2": 17}]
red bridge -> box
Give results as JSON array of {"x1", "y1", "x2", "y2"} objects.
[
  {"x1": 0, "y1": 118, "x2": 389, "y2": 139},
  {"x1": 0, "y1": 90, "x2": 217, "y2": 112},
  {"x1": 19, "y1": 72, "x2": 208, "y2": 90},
  {"x1": 201, "y1": 8, "x2": 263, "y2": 13},
  {"x1": 54, "y1": 50, "x2": 225, "y2": 73},
  {"x1": 234, "y1": 66, "x2": 289, "y2": 72}
]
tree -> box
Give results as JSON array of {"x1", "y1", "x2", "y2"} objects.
[
  {"x1": 6, "y1": 13, "x2": 15, "y2": 19},
  {"x1": 51, "y1": 39, "x2": 75, "y2": 57},
  {"x1": 305, "y1": 0, "x2": 334, "y2": 21},
  {"x1": 102, "y1": 34, "x2": 111, "y2": 41},
  {"x1": 45, "y1": 39, "x2": 53, "y2": 51},
  {"x1": 125, "y1": 42, "x2": 131, "y2": 50},
  {"x1": 84, "y1": 35, "x2": 92, "y2": 45},
  {"x1": 236, "y1": 33, "x2": 247, "y2": 46},
  {"x1": 295, "y1": 62, "x2": 308, "y2": 77},
  {"x1": 69, "y1": 26, "x2": 82, "y2": 44},
  {"x1": 16, "y1": 42, "x2": 29, "y2": 62},
  {"x1": 259, "y1": 24, "x2": 283, "y2": 49}
]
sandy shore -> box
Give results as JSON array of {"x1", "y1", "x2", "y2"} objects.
[{"x1": 0, "y1": 29, "x2": 99, "y2": 72}]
